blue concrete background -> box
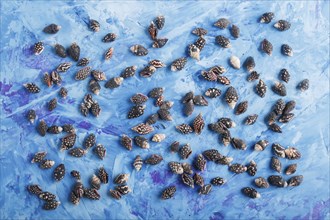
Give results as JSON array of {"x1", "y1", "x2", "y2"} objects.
[{"x1": 0, "y1": 1, "x2": 329, "y2": 219}]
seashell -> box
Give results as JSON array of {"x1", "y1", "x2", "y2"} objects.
[
  {"x1": 133, "y1": 155, "x2": 143, "y2": 171},
  {"x1": 221, "y1": 130, "x2": 232, "y2": 147},
  {"x1": 148, "y1": 21, "x2": 158, "y2": 40},
  {"x1": 247, "y1": 160, "x2": 257, "y2": 176},
  {"x1": 230, "y1": 56, "x2": 240, "y2": 69},
  {"x1": 192, "y1": 27, "x2": 207, "y2": 36},
  {"x1": 208, "y1": 122, "x2": 228, "y2": 135},
  {"x1": 131, "y1": 93, "x2": 148, "y2": 105},
  {"x1": 127, "y1": 105, "x2": 145, "y2": 119},
  {"x1": 180, "y1": 144, "x2": 192, "y2": 160},
  {"x1": 283, "y1": 100, "x2": 296, "y2": 115},
  {"x1": 37, "y1": 120, "x2": 48, "y2": 137},
  {"x1": 230, "y1": 24, "x2": 240, "y2": 38},
  {"x1": 170, "y1": 57, "x2": 187, "y2": 71},
  {"x1": 27, "y1": 184, "x2": 43, "y2": 195},
  {"x1": 91, "y1": 102, "x2": 101, "y2": 117},
  {"x1": 285, "y1": 164, "x2": 297, "y2": 175},
  {"x1": 94, "y1": 144, "x2": 106, "y2": 160},
  {"x1": 59, "y1": 87, "x2": 68, "y2": 98},
  {"x1": 181, "y1": 91, "x2": 194, "y2": 103},
  {"x1": 26, "y1": 109, "x2": 36, "y2": 124},
  {"x1": 168, "y1": 162, "x2": 184, "y2": 174},
  {"x1": 235, "y1": 101, "x2": 248, "y2": 115},
  {"x1": 130, "y1": 44, "x2": 148, "y2": 56},
  {"x1": 254, "y1": 177, "x2": 269, "y2": 188},
  {"x1": 254, "y1": 140, "x2": 269, "y2": 151},
  {"x1": 152, "y1": 38, "x2": 168, "y2": 48},
  {"x1": 279, "y1": 68, "x2": 290, "y2": 83},
  {"x1": 43, "y1": 23, "x2": 61, "y2": 34},
  {"x1": 215, "y1": 155, "x2": 233, "y2": 165},
  {"x1": 89, "y1": 19, "x2": 100, "y2": 32},
  {"x1": 161, "y1": 186, "x2": 176, "y2": 200},
  {"x1": 75, "y1": 66, "x2": 91, "y2": 80},
  {"x1": 131, "y1": 123, "x2": 154, "y2": 135},
  {"x1": 193, "y1": 95, "x2": 208, "y2": 106},
  {"x1": 109, "y1": 189, "x2": 122, "y2": 200},
  {"x1": 84, "y1": 133, "x2": 96, "y2": 150},
  {"x1": 199, "y1": 184, "x2": 212, "y2": 195},
  {"x1": 273, "y1": 99, "x2": 286, "y2": 115},
  {"x1": 202, "y1": 149, "x2": 223, "y2": 161},
  {"x1": 39, "y1": 191, "x2": 56, "y2": 201},
  {"x1": 50, "y1": 71, "x2": 62, "y2": 86},
  {"x1": 181, "y1": 173, "x2": 194, "y2": 188},
  {"x1": 217, "y1": 118, "x2": 235, "y2": 129},
  {"x1": 105, "y1": 77, "x2": 124, "y2": 89},
  {"x1": 247, "y1": 71, "x2": 260, "y2": 82},
  {"x1": 193, "y1": 113, "x2": 205, "y2": 135},
  {"x1": 170, "y1": 141, "x2": 180, "y2": 153},
  {"x1": 160, "y1": 101, "x2": 174, "y2": 110},
  {"x1": 91, "y1": 70, "x2": 107, "y2": 81},
  {"x1": 43, "y1": 72, "x2": 53, "y2": 87},
  {"x1": 285, "y1": 147, "x2": 301, "y2": 160},
  {"x1": 297, "y1": 79, "x2": 309, "y2": 92},
  {"x1": 60, "y1": 133, "x2": 76, "y2": 151},
  {"x1": 89, "y1": 79, "x2": 101, "y2": 95},
  {"x1": 72, "y1": 181, "x2": 84, "y2": 198},
  {"x1": 104, "y1": 47, "x2": 114, "y2": 60},
  {"x1": 272, "y1": 143, "x2": 286, "y2": 158},
  {"x1": 134, "y1": 136, "x2": 150, "y2": 149},
  {"x1": 274, "y1": 20, "x2": 291, "y2": 31},
  {"x1": 210, "y1": 65, "x2": 226, "y2": 75},
  {"x1": 268, "y1": 175, "x2": 287, "y2": 187},
  {"x1": 70, "y1": 191, "x2": 80, "y2": 205},
  {"x1": 139, "y1": 65, "x2": 157, "y2": 77},
  {"x1": 120, "y1": 66, "x2": 137, "y2": 79},
  {"x1": 281, "y1": 44, "x2": 293, "y2": 56},
  {"x1": 84, "y1": 188, "x2": 100, "y2": 200},
  {"x1": 68, "y1": 42, "x2": 80, "y2": 61},
  {"x1": 53, "y1": 164, "x2": 65, "y2": 181},
  {"x1": 201, "y1": 70, "x2": 217, "y2": 81},
  {"x1": 121, "y1": 134, "x2": 133, "y2": 151},
  {"x1": 176, "y1": 124, "x2": 193, "y2": 134},
  {"x1": 188, "y1": 44, "x2": 200, "y2": 60},
  {"x1": 256, "y1": 79, "x2": 267, "y2": 98},
  {"x1": 34, "y1": 42, "x2": 44, "y2": 55},
  {"x1": 269, "y1": 123, "x2": 282, "y2": 133},
  {"x1": 149, "y1": 59, "x2": 166, "y2": 68},
  {"x1": 211, "y1": 177, "x2": 226, "y2": 186},
  {"x1": 114, "y1": 174, "x2": 129, "y2": 185},
  {"x1": 194, "y1": 37, "x2": 206, "y2": 51},
  {"x1": 148, "y1": 87, "x2": 164, "y2": 98},
  {"x1": 245, "y1": 114, "x2": 258, "y2": 125},
  {"x1": 77, "y1": 58, "x2": 89, "y2": 67},
  {"x1": 70, "y1": 170, "x2": 81, "y2": 181},
  {"x1": 217, "y1": 75, "x2": 231, "y2": 85},
  {"x1": 193, "y1": 173, "x2": 205, "y2": 187},
  {"x1": 215, "y1": 35, "x2": 231, "y2": 48},
  {"x1": 272, "y1": 82, "x2": 287, "y2": 96},
  {"x1": 205, "y1": 88, "x2": 221, "y2": 98},
  {"x1": 31, "y1": 151, "x2": 47, "y2": 163},
  {"x1": 244, "y1": 56, "x2": 255, "y2": 72},
  {"x1": 194, "y1": 154, "x2": 207, "y2": 171},
  {"x1": 229, "y1": 163, "x2": 247, "y2": 174},
  {"x1": 48, "y1": 98, "x2": 57, "y2": 111},
  {"x1": 39, "y1": 159, "x2": 55, "y2": 169},
  {"x1": 56, "y1": 62, "x2": 71, "y2": 72},
  {"x1": 145, "y1": 113, "x2": 159, "y2": 125},
  {"x1": 267, "y1": 111, "x2": 277, "y2": 125},
  {"x1": 152, "y1": 133, "x2": 166, "y2": 142},
  {"x1": 54, "y1": 44, "x2": 67, "y2": 58},
  {"x1": 241, "y1": 187, "x2": 260, "y2": 199},
  {"x1": 145, "y1": 154, "x2": 163, "y2": 165},
  {"x1": 155, "y1": 15, "x2": 165, "y2": 30},
  {"x1": 154, "y1": 95, "x2": 164, "y2": 107},
  {"x1": 279, "y1": 113, "x2": 294, "y2": 123},
  {"x1": 69, "y1": 148, "x2": 86, "y2": 157},
  {"x1": 260, "y1": 39, "x2": 273, "y2": 55},
  {"x1": 287, "y1": 175, "x2": 303, "y2": 186},
  {"x1": 90, "y1": 174, "x2": 101, "y2": 190},
  {"x1": 182, "y1": 163, "x2": 193, "y2": 174},
  {"x1": 260, "y1": 12, "x2": 274, "y2": 23},
  {"x1": 24, "y1": 83, "x2": 40, "y2": 93},
  {"x1": 214, "y1": 18, "x2": 230, "y2": 29},
  {"x1": 231, "y1": 138, "x2": 247, "y2": 150},
  {"x1": 43, "y1": 200, "x2": 61, "y2": 210},
  {"x1": 157, "y1": 109, "x2": 173, "y2": 121},
  {"x1": 225, "y1": 86, "x2": 238, "y2": 109},
  {"x1": 102, "y1": 33, "x2": 117, "y2": 42},
  {"x1": 270, "y1": 156, "x2": 282, "y2": 173},
  {"x1": 184, "y1": 99, "x2": 194, "y2": 116}
]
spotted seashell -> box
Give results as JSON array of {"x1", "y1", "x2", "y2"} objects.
[
  {"x1": 246, "y1": 160, "x2": 257, "y2": 176},
  {"x1": 130, "y1": 44, "x2": 148, "y2": 56},
  {"x1": 283, "y1": 100, "x2": 296, "y2": 115},
  {"x1": 130, "y1": 93, "x2": 148, "y2": 105},
  {"x1": 149, "y1": 59, "x2": 166, "y2": 68},
  {"x1": 121, "y1": 134, "x2": 133, "y2": 151},
  {"x1": 193, "y1": 113, "x2": 205, "y2": 135},
  {"x1": 31, "y1": 151, "x2": 47, "y2": 164},
  {"x1": 254, "y1": 140, "x2": 269, "y2": 151},
  {"x1": 214, "y1": 18, "x2": 230, "y2": 29},
  {"x1": 24, "y1": 83, "x2": 40, "y2": 93},
  {"x1": 60, "y1": 133, "x2": 76, "y2": 151},
  {"x1": 43, "y1": 200, "x2": 61, "y2": 210},
  {"x1": 105, "y1": 77, "x2": 124, "y2": 89},
  {"x1": 91, "y1": 102, "x2": 101, "y2": 117},
  {"x1": 154, "y1": 94, "x2": 164, "y2": 106},
  {"x1": 288, "y1": 175, "x2": 303, "y2": 187},
  {"x1": 193, "y1": 173, "x2": 204, "y2": 187},
  {"x1": 268, "y1": 175, "x2": 287, "y2": 187},
  {"x1": 179, "y1": 144, "x2": 192, "y2": 160},
  {"x1": 70, "y1": 170, "x2": 81, "y2": 181},
  {"x1": 285, "y1": 147, "x2": 301, "y2": 160},
  {"x1": 272, "y1": 82, "x2": 287, "y2": 96},
  {"x1": 281, "y1": 44, "x2": 293, "y2": 56},
  {"x1": 155, "y1": 15, "x2": 165, "y2": 30},
  {"x1": 69, "y1": 148, "x2": 86, "y2": 157},
  {"x1": 193, "y1": 95, "x2": 208, "y2": 106},
  {"x1": 192, "y1": 27, "x2": 207, "y2": 36},
  {"x1": 184, "y1": 99, "x2": 194, "y2": 116},
  {"x1": 146, "y1": 113, "x2": 159, "y2": 125},
  {"x1": 170, "y1": 57, "x2": 187, "y2": 71},
  {"x1": 89, "y1": 19, "x2": 100, "y2": 32},
  {"x1": 194, "y1": 37, "x2": 206, "y2": 51},
  {"x1": 104, "y1": 47, "x2": 114, "y2": 60},
  {"x1": 202, "y1": 149, "x2": 222, "y2": 162},
  {"x1": 102, "y1": 33, "x2": 117, "y2": 42},
  {"x1": 43, "y1": 72, "x2": 53, "y2": 87},
  {"x1": 157, "y1": 109, "x2": 173, "y2": 121},
  {"x1": 75, "y1": 66, "x2": 91, "y2": 80},
  {"x1": 176, "y1": 124, "x2": 193, "y2": 134},
  {"x1": 244, "y1": 56, "x2": 255, "y2": 73},
  {"x1": 145, "y1": 154, "x2": 163, "y2": 165},
  {"x1": 152, "y1": 38, "x2": 168, "y2": 48},
  {"x1": 128, "y1": 105, "x2": 145, "y2": 119},
  {"x1": 274, "y1": 20, "x2": 291, "y2": 31},
  {"x1": 247, "y1": 71, "x2": 260, "y2": 82},
  {"x1": 199, "y1": 184, "x2": 212, "y2": 195},
  {"x1": 91, "y1": 70, "x2": 107, "y2": 81},
  {"x1": 84, "y1": 133, "x2": 96, "y2": 150},
  {"x1": 90, "y1": 174, "x2": 101, "y2": 190},
  {"x1": 205, "y1": 88, "x2": 221, "y2": 98},
  {"x1": 208, "y1": 122, "x2": 228, "y2": 135},
  {"x1": 235, "y1": 101, "x2": 248, "y2": 115},
  {"x1": 139, "y1": 65, "x2": 157, "y2": 77},
  {"x1": 131, "y1": 123, "x2": 154, "y2": 135},
  {"x1": 242, "y1": 187, "x2": 260, "y2": 199},
  {"x1": 148, "y1": 87, "x2": 164, "y2": 98},
  {"x1": 114, "y1": 174, "x2": 129, "y2": 185},
  {"x1": 225, "y1": 86, "x2": 238, "y2": 109},
  {"x1": 211, "y1": 177, "x2": 226, "y2": 186},
  {"x1": 279, "y1": 113, "x2": 294, "y2": 123},
  {"x1": 256, "y1": 79, "x2": 267, "y2": 98},
  {"x1": 39, "y1": 191, "x2": 56, "y2": 201},
  {"x1": 116, "y1": 185, "x2": 131, "y2": 195},
  {"x1": 285, "y1": 164, "x2": 297, "y2": 175},
  {"x1": 109, "y1": 189, "x2": 122, "y2": 200},
  {"x1": 54, "y1": 44, "x2": 66, "y2": 58},
  {"x1": 215, "y1": 35, "x2": 231, "y2": 48},
  {"x1": 221, "y1": 130, "x2": 232, "y2": 147},
  {"x1": 218, "y1": 118, "x2": 236, "y2": 129},
  {"x1": 27, "y1": 184, "x2": 43, "y2": 195},
  {"x1": 84, "y1": 188, "x2": 100, "y2": 200},
  {"x1": 297, "y1": 79, "x2": 309, "y2": 92},
  {"x1": 48, "y1": 98, "x2": 57, "y2": 111},
  {"x1": 46, "y1": 125, "x2": 62, "y2": 134},
  {"x1": 34, "y1": 42, "x2": 44, "y2": 55},
  {"x1": 161, "y1": 186, "x2": 176, "y2": 200},
  {"x1": 134, "y1": 136, "x2": 150, "y2": 149},
  {"x1": 188, "y1": 44, "x2": 200, "y2": 61},
  {"x1": 148, "y1": 21, "x2": 158, "y2": 40},
  {"x1": 217, "y1": 75, "x2": 231, "y2": 85},
  {"x1": 89, "y1": 79, "x2": 101, "y2": 95},
  {"x1": 59, "y1": 87, "x2": 68, "y2": 98},
  {"x1": 230, "y1": 56, "x2": 240, "y2": 69},
  {"x1": 269, "y1": 123, "x2": 282, "y2": 133},
  {"x1": 77, "y1": 57, "x2": 90, "y2": 67},
  {"x1": 279, "y1": 69, "x2": 290, "y2": 83},
  {"x1": 272, "y1": 99, "x2": 285, "y2": 116},
  {"x1": 254, "y1": 177, "x2": 269, "y2": 188},
  {"x1": 194, "y1": 154, "x2": 207, "y2": 171},
  {"x1": 170, "y1": 141, "x2": 180, "y2": 153},
  {"x1": 120, "y1": 66, "x2": 137, "y2": 79},
  {"x1": 181, "y1": 173, "x2": 194, "y2": 188},
  {"x1": 215, "y1": 155, "x2": 233, "y2": 165},
  {"x1": 94, "y1": 144, "x2": 106, "y2": 160},
  {"x1": 39, "y1": 159, "x2": 55, "y2": 169},
  {"x1": 229, "y1": 163, "x2": 247, "y2": 174},
  {"x1": 272, "y1": 143, "x2": 286, "y2": 158},
  {"x1": 230, "y1": 24, "x2": 240, "y2": 38},
  {"x1": 231, "y1": 138, "x2": 247, "y2": 150},
  {"x1": 152, "y1": 133, "x2": 166, "y2": 143},
  {"x1": 70, "y1": 191, "x2": 80, "y2": 205},
  {"x1": 261, "y1": 39, "x2": 273, "y2": 56},
  {"x1": 201, "y1": 70, "x2": 217, "y2": 81},
  {"x1": 56, "y1": 62, "x2": 72, "y2": 73},
  {"x1": 37, "y1": 120, "x2": 48, "y2": 137},
  {"x1": 133, "y1": 155, "x2": 143, "y2": 171},
  {"x1": 168, "y1": 162, "x2": 184, "y2": 174},
  {"x1": 245, "y1": 114, "x2": 258, "y2": 125},
  {"x1": 73, "y1": 181, "x2": 84, "y2": 198},
  {"x1": 68, "y1": 42, "x2": 80, "y2": 61},
  {"x1": 25, "y1": 110, "x2": 36, "y2": 124},
  {"x1": 52, "y1": 163, "x2": 65, "y2": 181},
  {"x1": 260, "y1": 12, "x2": 274, "y2": 23}
]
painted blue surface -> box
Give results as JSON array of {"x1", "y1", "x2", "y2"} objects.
[{"x1": 0, "y1": 1, "x2": 329, "y2": 219}]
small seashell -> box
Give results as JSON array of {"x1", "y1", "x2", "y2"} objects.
[
  {"x1": 254, "y1": 177, "x2": 269, "y2": 188},
  {"x1": 94, "y1": 144, "x2": 106, "y2": 160},
  {"x1": 73, "y1": 182, "x2": 84, "y2": 200},
  {"x1": 285, "y1": 147, "x2": 301, "y2": 160},
  {"x1": 39, "y1": 159, "x2": 55, "y2": 169},
  {"x1": 267, "y1": 111, "x2": 277, "y2": 125},
  {"x1": 188, "y1": 44, "x2": 200, "y2": 60},
  {"x1": 26, "y1": 109, "x2": 36, "y2": 124},
  {"x1": 69, "y1": 148, "x2": 86, "y2": 157},
  {"x1": 193, "y1": 113, "x2": 205, "y2": 135},
  {"x1": 70, "y1": 170, "x2": 81, "y2": 181},
  {"x1": 121, "y1": 134, "x2": 133, "y2": 151},
  {"x1": 133, "y1": 155, "x2": 143, "y2": 171},
  {"x1": 27, "y1": 184, "x2": 43, "y2": 195},
  {"x1": 244, "y1": 56, "x2": 255, "y2": 72},
  {"x1": 160, "y1": 101, "x2": 174, "y2": 110},
  {"x1": 89, "y1": 19, "x2": 100, "y2": 32},
  {"x1": 148, "y1": 87, "x2": 164, "y2": 98},
  {"x1": 31, "y1": 151, "x2": 47, "y2": 163},
  {"x1": 43, "y1": 200, "x2": 61, "y2": 210},
  {"x1": 84, "y1": 94, "x2": 94, "y2": 109},
  {"x1": 139, "y1": 65, "x2": 157, "y2": 77},
  {"x1": 270, "y1": 156, "x2": 282, "y2": 173},
  {"x1": 50, "y1": 71, "x2": 62, "y2": 86},
  {"x1": 152, "y1": 133, "x2": 166, "y2": 142},
  {"x1": 256, "y1": 79, "x2": 267, "y2": 98},
  {"x1": 75, "y1": 66, "x2": 91, "y2": 80},
  {"x1": 91, "y1": 102, "x2": 101, "y2": 117},
  {"x1": 131, "y1": 123, "x2": 154, "y2": 135},
  {"x1": 274, "y1": 20, "x2": 291, "y2": 31},
  {"x1": 192, "y1": 27, "x2": 207, "y2": 36},
  {"x1": 193, "y1": 173, "x2": 205, "y2": 187},
  {"x1": 241, "y1": 187, "x2": 260, "y2": 199},
  {"x1": 53, "y1": 164, "x2": 65, "y2": 181},
  {"x1": 39, "y1": 191, "x2": 56, "y2": 201},
  {"x1": 225, "y1": 86, "x2": 238, "y2": 109},
  {"x1": 269, "y1": 123, "x2": 282, "y2": 133},
  {"x1": 181, "y1": 173, "x2": 194, "y2": 188},
  {"x1": 205, "y1": 88, "x2": 221, "y2": 98},
  {"x1": 272, "y1": 143, "x2": 286, "y2": 158},
  {"x1": 120, "y1": 66, "x2": 137, "y2": 79},
  {"x1": 268, "y1": 175, "x2": 287, "y2": 187},
  {"x1": 148, "y1": 21, "x2": 158, "y2": 40},
  {"x1": 115, "y1": 185, "x2": 131, "y2": 195},
  {"x1": 43, "y1": 72, "x2": 53, "y2": 87},
  {"x1": 194, "y1": 37, "x2": 206, "y2": 51},
  {"x1": 23, "y1": 83, "x2": 40, "y2": 93},
  {"x1": 281, "y1": 44, "x2": 293, "y2": 56},
  {"x1": 215, "y1": 35, "x2": 231, "y2": 48},
  {"x1": 59, "y1": 87, "x2": 68, "y2": 98},
  {"x1": 84, "y1": 188, "x2": 100, "y2": 200},
  {"x1": 272, "y1": 82, "x2": 287, "y2": 96},
  {"x1": 54, "y1": 44, "x2": 67, "y2": 58},
  {"x1": 181, "y1": 91, "x2": 194, "y2": 103},
  {"x1": 104, "y1": 47, "x2": 114, "y2": 60},
  {"x1": 202, "y1": 149, "x2": 222, "y2": 162},
  {"x1": 235, "y1": 101, "x2": 248, "y2": 115},
  {"x1": 77, "y1": 58, "x2": 90, "y2": 66},
  {"x1": 231, "y1": 138, "x2": 247, "y2": 150},
  {"x1": 60, "y1": 133, "x2": 76, "y2": 151},
  {"x1": 230, "y1": 25, "x2": 240, "y2": 38},
  {"x1": 273, "y1": 99, "x2": 286, "y2": 115},
  {"x1": 109, "y1": 189, "x2": 122, "y2": 200},
  {"x1": 254, "y1": 140, "x2": 269, "y2": 151},
  {"x1": 211, "y1": 177, "x2": 226, "y2": 186},
  {"x1": 221, "y1": 131, "x2": 231, "y2": 146},
  {"x1": 199, "y1": 184, "x2": 212, "y2": 195},
  {"x1": 288, "y1": 175, "x2": 303, "y2": 186},
  {"x1": 84, "y1": 133, "x2": 96, "y2": 150},
  {"x1": 260, "y1": 12, "x2": 274, "y2": 23},
  {"x1": 154, "y1": 95, "x2": 164, "y2": 107},
  {"x1": 155, "y1": 15, "x2": 165, "y2": 30},
  {"x1": 171, "y1": 57, "x2": 187, "y2": 71},
  {"x1": 279, "y1": 113, "x2": 294, "y2": 123},
  {"x1": 194, "y1": 154, "x2": 207, "y2": 171},
  {"x1": 131, "y1": 93, "x2": 148, "y2": 105},
  {"x1": 43, "y1": 23, "x2": 61, "y2": 34},
  {"x1": 127, "y1": 105, "x2": 145, "y2": 119},
  {"x1": 70, "y1": 191, "x2": 80, "y2": 205},
  {"x1": 180, "y1": 144, "x2": 192, "y2": 160},
  {"x1": 157, "y1": 109, "x2": 173, "y2": 121},
  {"x1": 285, "y1": 164, "x2": 297, "y2": 175},
  {"x1": 215, "y1": 155, "x2": 233, "y2": 165},
  {"x1": 247, "y1": 71, "x2": 260, "y2": 82},
  {"x1": 89, "y1": 79, "x2": 101, "y2": 95},
  {"x1": 214, "y1": 18, "x2": 230, "y2": 29},
  {"x1": 176, "y1": 124, "x2": 193, "y2": 134},
  {"x1": 283, "y1": 100, "x2": 296, "y2": 115},
  {"x1": 229, "y1": 163, "x2": 247, "y2": 174},
  {"x1": 161, "y1": 186, "x2": 176, "y2": 200},
  {"x1": 48, "y1": 98, "x2": 57, "y2": 111},
  {"x1": 247, "y1": 160, "x2": 257, "y2": 176},
  {"x1": 90, "y1": 174, "x2": 101, "y2": 190},
  {"x1": 245, "y1": 114, "x2": 258, "y2": 125},
  {"x1": 47, "y1": 125, "x2": 63, "y2": 134},
  {"x1": 145, "y1": 113, "x2": 159, "y2": 125},
  {"x1": 170, "y1": 141, "x2": 180, "y2": 153},
  {"x1": 193, "y1": 95, "x2": 208, "y2": 106},
  {"x1": 260, "y1": 39, "x2": 273, "y2": 55},
  {"x1": 279, "y1": 69, "x2": 290, "y2": 83},
  {"x1": 208, "y1": 122, "x2": 228, "y2": 135},
  {"x1": 149, "y1": 59, "x2": 166, "y2": 68},
  {"x1": 152, "y1": 38, "x2": 169, "y2": 48},
  {"x1": 130, "y1": 45, "x2": 148, "y2": 56},
  {"x1": 168, "y1": 162, "x2": 184, "y2": 174},
  {"x1": 201, "y1": 70, "x2": 217, "y2": 81},
  {"x1": 114, "y1": 174, "x2": 129, "y2": 185},
  {"x1": 105, "y1": 77, "x2": 124, "y2": 89},
  {"x1": 91, "y1": 70, "x2": 107, "y2": 81},
  {"x1": 297, "y1": 79, "x2": 309, "y2": 92},
  {"x1": 145, "y1": 154, "x2": 163, "y2": 165},
  {"x1": 102, "y1": 33, "x2": 117, "y2": 42},
  {"x1": 184, "y1": 99, "x2": 194, "y2": 116},
  {"x1": 56, "y1": 62, "x2": 72, "y2": 73},
  {"x1": 182, "y1": 163, "x2": 193, "y2": 174},
  {"x1": 210, "y1": 65, "x2": 226, "y2": 75},
  {"x1": 34, "y1": 42, "x2": 44, "y2": 55},
  {"x1": 217, "y1": 75, "x2": 231, "y2": 85},
  {"x1": 68, "y1": 42, "x2": 80, "y2": 61}
]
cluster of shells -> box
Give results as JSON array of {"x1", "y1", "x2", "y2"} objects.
[{"x1": 25, "y1": 11, "x2": 309, "y2": 210}]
